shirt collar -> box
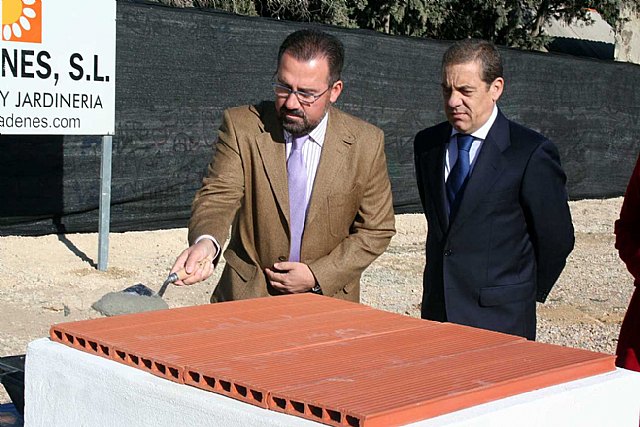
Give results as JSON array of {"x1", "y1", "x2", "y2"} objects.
[{"x1": 449, "y1": 104, "x2": 498, "y2": 140}]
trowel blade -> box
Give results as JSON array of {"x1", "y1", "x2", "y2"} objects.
[{"x1": 122, "y1": 283, "x2": 156, "y2": 297}]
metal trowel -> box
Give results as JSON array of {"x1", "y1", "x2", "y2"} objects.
[
  {"x1": 121, "y1": 266, "x2": 192, "y2": 299},
  {"x1": 92, "y1": 257, "x2": 212, "y2": 316}
]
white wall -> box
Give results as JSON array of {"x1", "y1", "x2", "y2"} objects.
[{"x1": 615, "y1": 5, "x2": 640, "y2": 64}]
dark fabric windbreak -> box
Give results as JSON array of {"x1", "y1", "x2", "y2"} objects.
[{"x1": 1, "y1": 0, "x2": 639, "y2": 235}]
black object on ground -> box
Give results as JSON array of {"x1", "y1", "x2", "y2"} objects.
[{"x1": 0, "y1": 355, "x2": 25, "y2": 416}]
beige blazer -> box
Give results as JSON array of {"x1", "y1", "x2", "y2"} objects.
[{"x1": 189, "y1": 101, "x2": 395, "y2": 303}]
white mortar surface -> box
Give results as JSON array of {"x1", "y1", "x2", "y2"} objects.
[{"x1": 24, "y1": 338, "x2": 640, "y2": 427}]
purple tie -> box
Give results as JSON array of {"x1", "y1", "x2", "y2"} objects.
[{"x1": 288, "y1": 135, "x2": 308, "y2": 262}]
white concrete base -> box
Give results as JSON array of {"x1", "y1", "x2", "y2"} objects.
[{"x1": 25, "y1": 338, "x2": 640, "y2": 426}]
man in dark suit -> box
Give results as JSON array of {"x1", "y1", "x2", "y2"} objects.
[
  {"x1": 413, "y1": 38, "x2": 574, "y2": 340},
  {"x1": 170, "y1": 29, "x2": 395, "y2": 303}
]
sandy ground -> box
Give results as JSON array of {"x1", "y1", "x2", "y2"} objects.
[{"x1": 0, "y1": 197, "x2": 633, "y2": 409}]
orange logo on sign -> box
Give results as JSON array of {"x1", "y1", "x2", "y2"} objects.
[{"x1": 2, "y1": 0, "x2": 42, "y2": 43}]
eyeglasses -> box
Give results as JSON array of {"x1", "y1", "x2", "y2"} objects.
[{"x1": 272, "y1": 82, "x2": 331, "y2": 106}]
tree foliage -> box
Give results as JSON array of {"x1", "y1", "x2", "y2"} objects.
[{"x1": 151, "y1": 0, "x2": 640, "y2": 50}]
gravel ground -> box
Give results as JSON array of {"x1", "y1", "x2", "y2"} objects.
[
  {"x1": 361, "y1": 198, "x2": 632, "y2": 356},
  {"x1": 0, "y1": 197, "x2": 633, "y2": 412}
]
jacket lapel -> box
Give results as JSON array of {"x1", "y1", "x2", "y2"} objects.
[
  {"x1": 305, "y1": 107, "x2": 350, "y2": 226},
  {"x1": 450, "y1": 110, "x2": 510, "y2": 231},
  {"x1": 427, "y1": 128, "x2": 450, "y2": 237},
  {"x1": 255, "y1": 105, "x2": 289, "y2": 222}
]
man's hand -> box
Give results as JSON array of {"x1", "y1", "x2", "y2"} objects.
[
  {"x1": 170, "y1": 239, "x2": 216, "y2": 286},
  {"x1": 264, "y1": 262, "x2": 316, "y2": 294}
]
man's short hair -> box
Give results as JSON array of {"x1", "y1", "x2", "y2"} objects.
[
  {"x1": 442, "y1": 38, "x2": 503, "y2": 85},
  {"x1": 278, "y1": 29, "x2": 344, "y2": 84}
]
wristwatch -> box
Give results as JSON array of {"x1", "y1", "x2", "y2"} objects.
[{"x1": 310, "y1": 283, "x2": 323, "y2": 295}]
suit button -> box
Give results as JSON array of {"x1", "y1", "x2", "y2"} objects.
[
  {"x1": 278, "y1": 256, "x2": 287, "y2": 261},
  {"x1": 444, "y1": 249, "x2": 452, "y2": 256}
]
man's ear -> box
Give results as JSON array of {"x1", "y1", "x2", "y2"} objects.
[
  {"x1": 490, "y1": 77, "x2": 504, "y2": 102},
  {"x1": 329, "y1": 80, "x2": 343, "y2": 103}
]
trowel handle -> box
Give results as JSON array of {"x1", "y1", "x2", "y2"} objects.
[
  {"x1": 159, "y1": 257, "x2": 214, "y2": 297},
  {"x1": 173, "y1": 256, "x2": 214, "y2": 281}
]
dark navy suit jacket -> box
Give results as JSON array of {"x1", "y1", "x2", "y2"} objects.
[{"x1": 413, "y1": 110, "x2": 574, "y2": 340}]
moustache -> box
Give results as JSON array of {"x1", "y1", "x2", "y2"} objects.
[{"x1": 280, "y1": 107, "x2": 304, "y2": 118}]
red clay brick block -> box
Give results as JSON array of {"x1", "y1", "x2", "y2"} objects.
[{"x1": 50, "y1": 294, "x2": 615, "y2": 426}]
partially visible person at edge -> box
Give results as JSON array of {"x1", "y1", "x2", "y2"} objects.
[
  {"x1": 615, "y1": 153, "x2": 640, "y2": 371},
  {"x1": 169, "y1": 29, "x2": 395, "y2": 303},
  {"x1": 413, "y1": 38, "x2": 574, "y2": 340}
]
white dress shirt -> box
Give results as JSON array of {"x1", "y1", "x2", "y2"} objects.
[
  {"x1": 445, "y1": 104, "x2": 498, "y2": 181},
  {"x1": 284, "y1": 111, "x2": 328, "y2": 210}
]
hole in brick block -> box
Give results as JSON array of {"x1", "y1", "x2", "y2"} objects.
[
  {"x1": 220, "y1": 380, "x2": 231, "y2": 392},
  {"x1": 203, "y1": 375, "x2": 216, "y2": 389},
  {"x1": 273, "y1": 397, "x2": 286, "y2": 409},
  {"x1": 327, "y1": 409, "x2": 341, "y2": 423},
  {"x1": 346, "y1": 415, "x2": 360, "y2": 427},
  {"x1": 235, "y1": 384, "x2": 247, "y2": 397},
  {"x1": 155, "y1": 363, "x2": 166, "y2": 375},
  {"x1": 64, "y1": 333, "x2": 75, "y2": 344},
  {"x1": 168, "y1": 367, "x2": 179, "y2": 379},
  {"x1": 130, "y1": 354, "x2": 139, "y2": 365},
  {"x1": 188, "y1": 371, "x2": 200, "y2": 383},
  {"x1": 77, "y1": 337, "x2": 86, "y2": 348},
  {"x1": 115, "y1": 350, "x2": 126, "y2": 361},
  {"x1": 142, "y1": 358, "x2": 152, "y2": 369},
  {"x1": 309, "y1": 405, "x2": 322, "y2": 419},
  {"x1": 100, "y1": 345, "x2": 109, "y2": 356},
  {"x1": 291, "y1": 401, "x2": 304, "y2": 414},
  {"x1": 250, "y1": 390, "x2": 263, "y2": 403},
  {"x1": 53, "y1": 330, "x2": 62, "y2": 340},
  {"x1": 88, "y1": 341, "x2": 98, "y2": 352}
]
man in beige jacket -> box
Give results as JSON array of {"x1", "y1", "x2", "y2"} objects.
[{"x1": 170, "y1": 29, "x2": 395, "y2": 303}]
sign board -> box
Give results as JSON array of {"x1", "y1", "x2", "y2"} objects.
[{"x1": 0, "y1": 0, "x2": 116, "y2": 135}]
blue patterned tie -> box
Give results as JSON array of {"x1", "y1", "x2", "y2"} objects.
[
  {"x1": 446, "y1": 134, "x2": 474, "y2": 217},
  {"x1": 287, "y1": 135, "x2": 308, "y2": 262}
]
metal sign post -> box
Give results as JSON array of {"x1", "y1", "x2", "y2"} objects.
[{"x1": 98, "y1": 135, "x2": 113, "y2": 271}]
